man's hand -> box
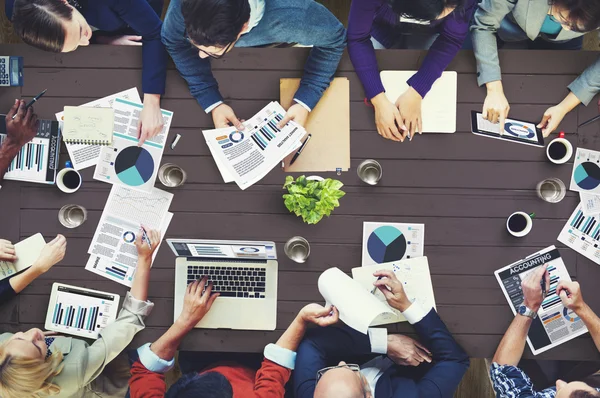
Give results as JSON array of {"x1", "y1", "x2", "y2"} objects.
[
  {"x1": 521, "y1": 264, "x2": 549, "y2": 313},
  {"x1": 135, "y1": 227, "x2": 160, "y2": 263},
  {"x1": 537, "y1": 104, "x2": 567, "y2": 137},
  {"x1": 371, "y1": 93, "x2": 405, "y2": 142},
  {"x1": 212, "y1": 103, "x2": 244, "y2": 130},
  {"x1": 557, "y1": 281, "x2": 585, "y2": 313},
  {"x1": 31, "y1": 235, "x2": 66, "y2": 274},
  {"x1": 396, "y1": 87, "x2": 423, "y2": 140},
  {"x1": 96, "y1": 35, "x2": 143, "y2": 46},
  {"x1": 278, "y1": 103, "x2": 309, "y2": 128},
  {"x1": 0, "y1": 239, "x2": 16, "y2": 262},
  {"x1": 387, "y1": 334, "x2": 432, "y2": 366},
  {"x1": 5, "y1": 99, "x2": 38, "y2": 146},
  {"x1": 177, "y1": 277, "x2": 219, "y2": 329},
  {"x1": 299, "y1": 303, "x2": 339, "y2": 327},
  {"x1": 373, "y1": 270, "x2": 412, "y2": 312},
  {"x1": 137, "y1": 94, "x2": 164, "y2": 146},
  {"x1": 483, "y1": 81, "x2": 510, "y2": 132}
]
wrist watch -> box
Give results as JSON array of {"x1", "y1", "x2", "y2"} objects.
[{"x1": 518, "y1": 303, "x2": 538, "y2": 319}]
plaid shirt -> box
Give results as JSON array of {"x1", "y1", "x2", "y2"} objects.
[{"x1": 490, "y1": 362, "x2": 600, "y2": 397}]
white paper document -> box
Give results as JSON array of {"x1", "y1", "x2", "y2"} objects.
[
  {"x1": 93, "y1": 98, "x2": 173, "y2": 192},
  {"x1": 203, "y1": 102, "x2": 306, "y2": 190},
  {"x1": 362, "y1": 222, "x2": 424, "y2": 266},
  {"x1": 318, "y1": 267, "x2": 395, "y2": 334},
  {"x1": 0, "y1": 233, "x2": 46, "y2": 280},
  {"x1": 55, "y1": 88, "x2": 141, "y2": 170},
  {"x1": 494, "y1": 246, "x2": 588, "y2": 355},
  {"x1": 570, "y1": 148, "x2": 600, "y2": 195},
  {"x1": 352, "y1": 257, "x2": 436, "y2": 324},
  {"x1": 558, "y1": 203, "x2": 600, "y2": 265},
  {"x1": 580, "y1": 192, "x2": 600, "y2": 216}
]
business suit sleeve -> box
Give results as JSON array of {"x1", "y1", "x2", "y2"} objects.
[
  {"x1": 470, "y1": 0, "x2": 517, "y2": 86},
  {"x1": 293, "y1": 325, "x2": 372, "y2": 398},
  {"x1": 413, "y1": 309, "x2": 470, "y2": 397},
  {"x1": 0, "y1": 277, "x2": 16, "y2": 304},
  {"x1": 568, "y1": 55, "x2": 600, "y2": 106}
]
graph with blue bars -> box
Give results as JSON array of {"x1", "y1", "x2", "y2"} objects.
[
  {"x1": 250, "y1": 114, "x2": 284, "y2": 151},
  {"x1": 558, "y1": 204, "x2": 600, "y2": 265},
  {"x1": 541, "y1": 265, "x2": 561, "y2": 311},
  {"x1": 52, "y1": 303, "x2": 100, "y2": 331},
  {"x1": 569, "y1": 209, "x2": 600, "y2": 240}
]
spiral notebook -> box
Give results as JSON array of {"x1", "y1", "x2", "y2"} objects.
[{"x1": 62, "y1": 106, "x2": 114, "y2": 145}]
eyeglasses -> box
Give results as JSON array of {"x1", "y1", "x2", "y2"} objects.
[{"x1": 184, "y1": 33, "x2": 234, "y2": 59}]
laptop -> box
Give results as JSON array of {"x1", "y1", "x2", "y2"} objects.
[{"x1": 168, "y1": 239, "x2": 278, "y2": 330}]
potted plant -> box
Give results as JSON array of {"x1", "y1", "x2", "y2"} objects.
[{"x1": 283, "y1": 175, "x2": 346, "y2": 224}]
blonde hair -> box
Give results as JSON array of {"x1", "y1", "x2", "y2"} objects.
[{"x1": 0, "y1": 341, "x2": 64, "y2": 398}]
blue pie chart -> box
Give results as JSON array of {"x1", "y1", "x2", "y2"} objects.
[
  {"x1": 367, "y1": 226, "x2": 407, "y2": 264},
  {"x1": 504, "y1": 122, "x2": 535, "y2": 138},
  {"x1": 114, "y1": 147, "x2": 154, "y2": 187},
  {"x1": 574, "y1": 162, "x2": 600, "y2": 190}
]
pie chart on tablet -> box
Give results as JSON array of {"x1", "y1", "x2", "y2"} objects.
[
  {"x1": 367, "y1": 226, "x2": 407, "y2": 263},
  {"x1": 574, "y1": 162, "x2": 600, "y2": 190},
  {"x1": 114, "y1": 147, "x2": 154, "y2": 187}
]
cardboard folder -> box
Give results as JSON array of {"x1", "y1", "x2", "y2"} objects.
[{"x1": 280, "y1": 77, "x2": 350, "y2": 173}]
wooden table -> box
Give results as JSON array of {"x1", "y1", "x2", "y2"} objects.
[{"x1": 1, "y1": 44, "x2": 599, "y2": 360}]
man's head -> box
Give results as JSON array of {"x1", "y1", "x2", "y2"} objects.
[
  {"x1": 181, "y1": 0, "x2": 250, "y2": 59},
  {"x1": 166, "y1": 372, "x2": 233, "y2": 398},
  {"x1": 390, "y1": 0, "x2": 465, "y2": 22},
  {"x1": 556, "y1": 379, "x2": 600, "y2": 398},
  {"x1": 549, "y1": 0, "x2": 600, "y2": 33},
  {"x1": 313, "y1": 362, "x2": 372, "y2": 398}
]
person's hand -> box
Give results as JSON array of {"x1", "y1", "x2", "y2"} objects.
[
  {"x1": 0, "y1": 239, "x2": 16, "y2": 262},
  {"x1": 387, "y1": 334, "x2": 432, "y2": 366},
  {"x1": 31, "y1": 235, "x2": 66, "y2": 274},
  {"x1": 212, "y1": 103, "x2": 244, "y2": 130},
  {"x1": 396, "y1": 87, "x2": 423, "y2": 140},
  {"x1": 373, "y1": 270, "x2": 411, "y2": 312},
  {"x1": 96, "y1": 35, "x2": 143, "y2": 46},
  {"x1": 137, "y1": 95, "x2": 164, "y2": 146},
  {"x1": 177, "y1": 277, "x2": 219, "y2": 329},
  {"x1": 521, "y1": 264, "x2": 549, "y2": 313},
  {"x1": 5, "y1": 99, "x2": 39, "y2": 147},
  {"x1": 537, "y1": 104, "x2": 568, "y2": 137},
  {"x1": 557, "y1": 281, "x2": 585, "y2": 313},
  {"x1": 135, "y1": 227, "x2": 160, "y2": 262},
  {"x1": 278, "y1": 103, "x2": 309, "y2": 128},
  {"x1": 483, "y1": 81, "x2": 510, "y2": 133},
  {"x1": 299, "y1": 303, "x2": 339, "y2": 327},
  {"x1": 371, "y1": 92, "x2": 406, "y2": 142}
]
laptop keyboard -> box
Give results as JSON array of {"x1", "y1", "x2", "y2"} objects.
[{"x1": 187, "y1": 265, "x2": 267, "y2": 299}]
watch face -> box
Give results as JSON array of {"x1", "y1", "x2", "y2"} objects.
[{"x1": 518, "y1": 305, "x2": 526, "y2": 315}]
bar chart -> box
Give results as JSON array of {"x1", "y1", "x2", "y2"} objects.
[{"x1": 558, "y1": 204, "x2": 600, "y2": 265}]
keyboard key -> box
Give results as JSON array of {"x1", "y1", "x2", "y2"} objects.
[
  {"x1": 255, "y1": 287, "x2": 265, "y2": 292},
  {"x1": 219, "y1": 292, "x2": 236, "y2": 297},
  {"x1": 257, "y1": 282, "x2": 265, "y2": 287}
]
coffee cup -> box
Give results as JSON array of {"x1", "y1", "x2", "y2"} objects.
[
  {"x1": 56, "y1": 168, "x2": 82, "y2": 193},
  {"x1": 507, "y1": 211, "x2": 534, "y2": 237},
  {"x1": 546, "y1": 132, "x2": 573, "y2": 164}
]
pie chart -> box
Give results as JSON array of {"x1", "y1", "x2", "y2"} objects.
[
  {"x1": 367, "y1": 226, "x2": 407, "y2": 263},
  {"x1": 574, "y1": 162, "x2": 600, "y2": 190},
  {"x1": 114, "y1": 147, "x2": 154, "y2": 187},
  {"x1": 504, "y1": 122, "x2": 535, "y2": 138}
]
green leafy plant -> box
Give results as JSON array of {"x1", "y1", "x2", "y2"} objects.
[{"x1": 283, "y1": 175, "x2": 346, "y2": 224}]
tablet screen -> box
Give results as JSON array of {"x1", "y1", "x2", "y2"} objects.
[{"x1": 472, "y1": 111, "x2": 544, "y2": 147}]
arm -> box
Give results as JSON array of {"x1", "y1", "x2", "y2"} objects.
[
  {"x1": 557, "y1": 281, "x2": 600, "y2": 352},
  {"x1": 1, "y1": 100, "x2": 38, "y2": 181},
  {"x1": 567, "y1": 55, "x2": 600, "y2": 107}
]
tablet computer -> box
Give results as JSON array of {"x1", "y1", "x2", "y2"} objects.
[
  {"x1": 45, "y1": 283, "x2": 120, "y2": 339},
  {"x1": 470, "y1": 111, "x2": 544, "y2": 147}
]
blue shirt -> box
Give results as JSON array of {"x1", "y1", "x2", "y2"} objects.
[{"x1": 540, "y1": 15, "x2": 562, "y2": 36}]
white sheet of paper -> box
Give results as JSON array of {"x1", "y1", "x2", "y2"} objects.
[
  {"x1": 558, "y1": 203, "x2": 600, "y2": 266},
  {"x1": 318, "y1": 267, "x2": 394, "y2": 334},
  {"x1": 380, "y1": 71, "x2": 456, "y2": 133},
  {"x1": 0, "y1": 233, "x2": 46, "y2": 280},
  {"x1": 362, "y1": 222, "x2": 425, "y2": 266},
  {"x1": 580, "y1": 192, "x2": 600, "y2": 216},
  {"x1": 570, "y1": 148, "x2": 600, "y2": 195}
]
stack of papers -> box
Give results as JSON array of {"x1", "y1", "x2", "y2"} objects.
[{"x1": 203, "y1": 102, "x2": 306, "y2": 190}]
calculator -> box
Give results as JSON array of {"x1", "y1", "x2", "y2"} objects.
[{"x1": 0, "y1": 56, "x2": 24, "y2": 87}]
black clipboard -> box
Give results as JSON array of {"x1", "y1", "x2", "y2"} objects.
[{"x1": 470, "y1": 111, "x2": 544, "y2": 148}]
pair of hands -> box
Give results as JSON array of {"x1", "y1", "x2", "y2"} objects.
[
  {"x1": 521, "y1": 264, "x2": 585, "y2": 313},
  {"x1": 372, "y1": 88, "x2": 422, "y2": 142},
  {"x1": 5, "y1": 99, "x2": 39, "y2": 148},
  {"x1": 211, "y1": 103, "x2": 309, "y2": 130},
  {"x1": 0, "y1": 235, "x2": 67, "y2": 274}
]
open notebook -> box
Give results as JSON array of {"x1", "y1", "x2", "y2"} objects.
[
  {"x1": 0, "y1": 233, "x2": 46, "y2": 280},
  {"x1": 62, "y1": 106, "x2": 114, "y2": 145}
]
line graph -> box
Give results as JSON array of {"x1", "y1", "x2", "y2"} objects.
[{"x1": 106, "y1": 186, "x2": 173, "y2": 228}]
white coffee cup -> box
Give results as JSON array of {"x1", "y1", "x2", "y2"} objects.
[
  {"x1": 506, "y1": 211, "x2": 534, "y2": 237},
  {"x1": 56, "y1": 168, "x2": 82, "y2": 194},
  {"x1": 546, "y1": 133, "x2": 573, "y2": 164}
]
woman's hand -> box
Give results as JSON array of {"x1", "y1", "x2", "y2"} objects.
[
  {"x1": 97, "y1": 35, "x2": 143, "y2": 46},
  {"x1": 31, "y1": 235, "x2": 66, "y2": 274},
  {"x1": 135, "y1": 227, "x2": 161, "y2": 263},
  {"x1": 138, "y1": 94, "x2": 164, "y2": 145},
  {"x1": 371, "y1": 93, "x2": 406, "y2": 142},
  {"x1": 396, "y1": 87, "x2": 423, "y2": 140},
  {"x1": 482, "y1": 81, "x2": 510, "y2": 132},
  {"x1": 0, "y1": 239, "x2": 16, "y2": 262},
  {"x1": 299, "y1": 304, "x2": 339, "y2": 327},
  {"x1": 537, "y1": 104, "x2": 568, "y2": 137}
]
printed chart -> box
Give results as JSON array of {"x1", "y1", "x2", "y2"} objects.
[
  {"x1": 570, "y1": 148, "x2": 600, "y2": 194},
  {"x1": 362, "y1": 222, "x2": 424, "y2": 266},
  {"x1": 558, "y1": 204, "x2": 600, "y2": 265},
  {"x1": 114, "y1": 146, "x2": 154, "y2": 187}
]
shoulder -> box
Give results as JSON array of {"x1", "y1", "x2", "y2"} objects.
[{"x1": 0, "y1": 333, "x2": 14, "y2": 344}]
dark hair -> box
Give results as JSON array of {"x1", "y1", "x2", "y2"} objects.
[
  {"x1": 12, "y1": 0, "x2": 73, "y2": 53},
  {"x1": 570, "y1": 391, "x2": 600, "y2": 398},
  {"x1": 550, "y1": 0, "x2": 600, "y2": 32},
  {"x1": 389, "y1": 0, "x2": 465, "y2": 21},
  {"x1": 165, "y1": 372, "x2": 233, "y2": 398},
  {"x1": 181, "y1": 0, "x2": 251, "y2": 47}
]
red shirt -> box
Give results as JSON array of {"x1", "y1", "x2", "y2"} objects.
[{"x1": 129, "y1": 359, "x2": 291, "y2": 397}]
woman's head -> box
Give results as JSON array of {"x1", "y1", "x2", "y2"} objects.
[
  {"x1": 549, "y1": 0, "x2": 600, "y2": 33},
  {"x1": 0, "y1": 328, "x2": 63, "y2": 398},
  {"x1": 12, "y1": 0, "x2": 93, "y2": 53},
  {"x1": 389, "y1": 0, "x2": 465, "y2": 21}
]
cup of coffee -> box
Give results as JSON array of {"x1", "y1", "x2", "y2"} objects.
[
  {"x1": 58, "y1": 204, "x2": 87, "y2": 228},
  {"x1": 546, "y1": 132, "x2": 573, "y2": 164},
  {"x1": 56, "y1": 168, "x2": 82, "y2": 193},
  {"x1": 507, "y1": 211, "x2": 534, "y2": 237},
  {"x1": 158, "y1": 163, "x2": 187, "y2": 188}
]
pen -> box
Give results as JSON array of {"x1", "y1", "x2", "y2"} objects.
[
  {"x1": 170, "y1": 134, "x2": 181, "y2": 150},
  {"x1": 140, "y1": 227, "x2": 152, "y2": 250},
  {"x1": 578, "y1": 114, "x2": 600, "y2": 128},
  {"x1": 370, "y1": 276, "x2": 383, "y2": 295},
  {"x1": 289, "y1": 134, "x2": 312, "y2": 166},
  {"x1": 540, "y1": 275, "x2": 547, "y2": 299},
  {"x1": 12, "y1": 89, "x2": 47, "y2": 120}
]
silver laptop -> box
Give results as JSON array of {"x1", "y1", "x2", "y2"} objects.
[{"x1": 168, "y1": 239, "x2": 278, "y2": 330}]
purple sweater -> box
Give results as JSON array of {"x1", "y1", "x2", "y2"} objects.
[{"x1": 348, "y1": 0, "x2": 477, "y2": 100}]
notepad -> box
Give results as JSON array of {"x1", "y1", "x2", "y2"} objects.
[
  {"x1": 0, "y1": 233, "x2": 46, "y2": 280},
  {"x1": 62, "y1": 106, "x2": 114, "y2": 145}
]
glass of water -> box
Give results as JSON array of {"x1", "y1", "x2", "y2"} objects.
[
  {"x1": 536, "y1": 178, "x2": 566, "y2": 203},
  {"x1": 58, "y1": 204, "x2": 87, "y2": 228},
  {"x1": 357, "y1": 159, "x2": 382, "y2": 185},
  {"x1": 284, "y1": 236, "x2": 310, "y2": 263}
]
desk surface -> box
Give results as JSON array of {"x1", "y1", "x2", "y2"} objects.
[{"x1": 0, "y1": 44, "x2": 599, "y2": 360}]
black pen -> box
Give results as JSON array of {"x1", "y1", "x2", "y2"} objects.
[
  {"x1": 289, "y1": 134, "x2": 312, "y2": 166},
  {"x1": 579, "y1": 114, "x2": 600, "y2": 128},
  {"x1": 12, "y1": 89, "x2": 47, "y2": 120}
]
